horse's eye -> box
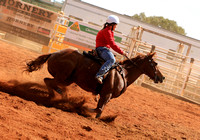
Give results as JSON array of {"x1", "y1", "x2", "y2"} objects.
[{"x1": 155, "y1": 62, "x2": 157, "y2": 66}]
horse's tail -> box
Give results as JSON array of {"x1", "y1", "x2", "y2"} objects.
[{"x1": 25, "y1": 54, "x2": 52, "y2": 72}]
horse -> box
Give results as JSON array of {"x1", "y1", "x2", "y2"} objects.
[{"x1": 25, "y1": 48, "x2": 165, "y2": 118}]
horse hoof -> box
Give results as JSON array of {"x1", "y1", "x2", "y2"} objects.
[
  {"x1": 95, "y1": 113, "x2": 101, "y2": 118},
  {"x1": 87, "y1": 108, "x2": 96, "y2": 113}
]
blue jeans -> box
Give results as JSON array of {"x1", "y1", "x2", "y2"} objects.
[{"x1": 96, "y1": 47, "x2": 116, "y2": 78}]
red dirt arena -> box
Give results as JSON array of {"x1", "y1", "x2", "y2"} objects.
[{"x1": 0, "y1": 40, "x2": 199, "y2": 139}]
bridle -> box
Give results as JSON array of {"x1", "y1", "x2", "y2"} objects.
[
  {"x1": 124, "y1": 55, "x2": 145, "y2": 73},
  {"x1": 124, "y1": 55, "x2": 159, "y2": 82}
]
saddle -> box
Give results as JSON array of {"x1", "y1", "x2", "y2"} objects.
[
  {"x1": 83, "y1": 50, "x2": 123, "y2": 74},
  {"x1": 83, "y1": 50, "x2": 127, "y2": 95},
  {"x1": 83, "y1": 49, "x2": 104, "y2": 65}
]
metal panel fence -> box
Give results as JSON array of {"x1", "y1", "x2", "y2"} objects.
[{"x1": 125, "y1": 38, "x2": 200, "y2": 104}]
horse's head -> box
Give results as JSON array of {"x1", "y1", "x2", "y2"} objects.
[
  {"x1": 141, "y1": 52, "x2": 165, "y2": 83},
  {"x1": 120, "y1": 52, "x2": 165, "y2": 83}
]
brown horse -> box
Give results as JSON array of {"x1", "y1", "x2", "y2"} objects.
[{"x1": 25, "y1": 48, "x2": 164, "y2": 118}]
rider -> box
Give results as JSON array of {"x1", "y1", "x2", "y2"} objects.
[{"x1": 95, "y1": 15, "x2": 128, "y2": 84}]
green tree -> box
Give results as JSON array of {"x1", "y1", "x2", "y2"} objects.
[{"x1": 132, "y1": 12, "x2": 186, "y2": 35}]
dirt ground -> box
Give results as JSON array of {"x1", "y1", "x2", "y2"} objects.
[{"x1": 0, "y1": 40, "x2": 199, "y2": 140}]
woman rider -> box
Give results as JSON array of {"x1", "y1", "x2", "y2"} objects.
[{"x1": 95, "y1": 15, "x2": 128, "y2": 84}]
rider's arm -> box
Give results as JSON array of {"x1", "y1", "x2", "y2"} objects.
[{"x1": 104, "y1": 29, "x2": 124, "y2": 55}]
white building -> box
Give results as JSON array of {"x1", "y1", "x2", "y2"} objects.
[{"x1": 62, "y1": 0, "x2": 200, "y2": 60}]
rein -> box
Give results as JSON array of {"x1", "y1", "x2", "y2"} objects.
[
  {"x1": 124, "y1": 55, "x2": 145, "y2": 73},
  {"x1": 124, "y1": 55, "x2": 135, "y2": 65}
]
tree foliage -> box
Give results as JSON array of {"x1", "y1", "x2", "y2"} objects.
[{"x1": 132, "y1": 12, "x2": 186, "y2": 35}]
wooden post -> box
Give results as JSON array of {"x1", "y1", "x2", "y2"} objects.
[
  {"x1": 177, "y1": 43, "x2": 184, "y2": 54},
  {"x1": 186, "y1": 45, "x2": 191, "y2": 57},
  {"x1": 138, "y1": 26, "x2": 143, "y2": 40},
  {"x1": 150, "y1": 45, "x2": 156, "y2": 53},
  {"x1": 178, "y1": 44, "x2": 191, "y2": 81},
  {"x1": 180, "y1": 58, "x2": 194, "y2": 96},
  {"x1": 127, "y1": 27, "x2": 138, "y2": 58},
  {"x1": 182, "y1": 45, "x2": 191, "y2": 64},
  {"x1": 132, "y1": 26, "x2": 144, "y2": 57}
]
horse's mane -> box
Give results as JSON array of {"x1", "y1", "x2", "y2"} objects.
[{"x1": 119, "y1": 54, "x2": 145, "y2": 65}]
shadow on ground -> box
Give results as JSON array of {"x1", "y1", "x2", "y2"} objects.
[
  {"x1": 0, "y1": 80, "x2": 90, "y2": 117},
  {"x1": 0, "y1": 80, "x2": 118, "y2": 122}
]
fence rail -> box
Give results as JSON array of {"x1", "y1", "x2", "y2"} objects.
[{"x1": 125, "y1": 38, "x2": 200, "y2": 104}]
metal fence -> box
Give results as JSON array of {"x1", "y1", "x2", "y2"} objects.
[{"x1": 123, "y1": 35, "x2": 200, "y2": 104}]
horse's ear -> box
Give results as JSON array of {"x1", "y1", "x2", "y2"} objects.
[{"x1": 147, "y1": 52, "x2": 156, "y2": 58}]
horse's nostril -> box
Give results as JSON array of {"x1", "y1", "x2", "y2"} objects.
[{"x1": 163, "y1": 77, "x2": 165, "y2": 80}]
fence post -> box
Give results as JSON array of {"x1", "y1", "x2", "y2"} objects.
[
  {"x1": 179, "y1": 58, "x2": 194, "y2": 96},
  {"x1": 127, "y1": 27, "x2": 138, "y2": 58},
  {"x1": 132, "y1": 26, "x2": 144, "y2": 57},
  {"x1": 138, "y1": 26, "x2": 143, "y2": 40},
  {"x1": 150, "y1": 45, "x2": 156, "y2": 53}
]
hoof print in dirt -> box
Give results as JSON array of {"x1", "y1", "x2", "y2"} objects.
[
  {"x1": 82, "y1": 125, "x2": 92, "y2": 131},
  {"x1": 100, "y1": 115, "x2": 118, "y2": 123}
]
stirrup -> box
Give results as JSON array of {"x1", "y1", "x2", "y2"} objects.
[{"x1": 95, "y1": 76, "x2": 103, "y2": 84}]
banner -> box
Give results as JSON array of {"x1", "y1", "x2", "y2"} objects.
[
  {"x1": 64, "y1": 18, "x2": 124, "y2": 50},
  {"x1": 0, "y1": 0, "x2": 58, "y2": 45}
]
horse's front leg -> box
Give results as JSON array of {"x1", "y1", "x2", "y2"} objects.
[{"x1": 95, "y1": 93, "x2": 112, "y2": 118}]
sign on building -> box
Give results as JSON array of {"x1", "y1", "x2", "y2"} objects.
[{"x1": 0, "y1": 0, "x2": 58, "y2": 45}]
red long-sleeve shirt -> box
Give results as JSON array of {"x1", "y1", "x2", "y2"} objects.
[{"x1": 96, "y1": 26, "x2": 124, "y2": 55}]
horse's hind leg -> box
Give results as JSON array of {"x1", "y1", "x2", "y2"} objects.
[{"x1": 44, "y1": 78, "x2": 66, "y2": 100}]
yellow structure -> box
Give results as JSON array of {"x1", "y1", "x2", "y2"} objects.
[{"x1": 42, "y1": 13, "x2": 70, "y2": 53}]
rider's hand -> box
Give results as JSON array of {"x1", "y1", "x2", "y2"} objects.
[{"x1": 123, "y1": 52, "x2": 128, "y2": 58}]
